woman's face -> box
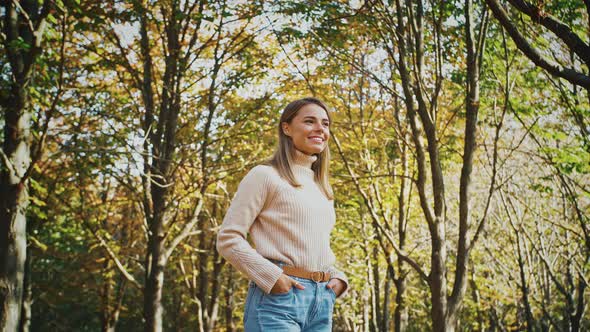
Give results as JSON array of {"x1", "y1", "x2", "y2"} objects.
[{"x1": 282, "y1": 103, "x2": 330, "y2": 155}]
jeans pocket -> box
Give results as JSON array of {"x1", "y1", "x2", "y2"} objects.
[
  {"x1": 261, "y1": 286, "x2": 293, "y2": 307},
  {"x1": 268, "y1": 287, "x2": 293, "y2": 297}
]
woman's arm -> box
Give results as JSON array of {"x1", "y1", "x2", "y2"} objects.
[{"x1": 216, "y1": 166, "x2": 284, "y2": 294}]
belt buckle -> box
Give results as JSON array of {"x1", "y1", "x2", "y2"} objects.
[{"x1": 311, "y1": 271, "x2": 324, "y2": 282}]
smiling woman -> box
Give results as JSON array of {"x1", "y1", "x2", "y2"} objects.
[{"x1": 216, "y1": 97, "x2": 349, "y2": 331}]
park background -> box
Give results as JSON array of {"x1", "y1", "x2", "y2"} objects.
[{"x1": 1, "y1": 0, "x2": 589, "y2": 331}]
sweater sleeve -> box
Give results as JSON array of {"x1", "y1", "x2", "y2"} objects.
[
  {"x1": 216, "y1": 165, "x2": 284, "y2": 294},
  {"x1": 327, "y1": 265, "x2": 350, "y2": 299}
]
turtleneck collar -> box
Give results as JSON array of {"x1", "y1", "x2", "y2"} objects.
[{"x1": 292, "y1": 148, "x2": 318, "y2": 169}]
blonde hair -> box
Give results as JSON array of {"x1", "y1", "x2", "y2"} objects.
[{"x1": 262, "y1": 97, "x2": 334, "y2": 200}]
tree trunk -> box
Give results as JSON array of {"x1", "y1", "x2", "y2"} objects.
[
  {"x1": 393, "y1": 268, "x2": 407, "y2": 332},
  {"x1": 18, "y1": 250, "x2": 31, "y2": 332},
  {"x1": 137, "y1": 2, "x2": 163, "y2": 330},
  {"x1": 143, "y1": 254, "x2": 165, "y2": 332},
  {"x1": 139, "y1": 1, "x2": 180, "y2": 329},
  {"x1": 224, "y1": 268, "x2": 236, "y2": 332},
  {"x1": 382, "y1": 265, "x2": 392, "y2": 331},
  {"x1": 103, "y1": 324, "x2": 116, "y2": 332},
  {"x1": 143, "y1": 209, "x2": 166, "y2": 332},
  {"x1": 513, "y1": 223, "x2": 534, "y2": 331},
  {"x1": 144, "y1": 185, "x2": 168, "y2": 332},
  {"x1": 429, "y1": 229, "x2": 450, "y2": 332},
  {"x1": 196, "y1": 219, "x2": 210, "y2": 332},
  {"x1": 206, "y1": 245, "x2": 222, "y2": 332},
  {"x1": 570, "y1": 277, "x2": 585, "y2": 332},
  {"x1": 0, "y1": 35, "x2": 31, "y2": 332},
  {"x1": 371, "y1": 247, "x2": 380, "y2": 332},
  {"x1": 101, "y1": 264, "x2": 126, "y2": 332},
  {"x1": 1, "y1": 1, "x2": 49, "y2": 330},
  {"x1": 444, "y1": 0, "x2": 487, "y2": 329},
  {"x1": 394, "y1": 133, "x2": 409, "y2": 332}
]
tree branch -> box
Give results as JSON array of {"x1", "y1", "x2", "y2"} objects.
[
  {"x1": 507, "y1": 0, "x2": 590, "y2": 66},
  {"x1": 94, "y1": 232, "x2": 142, "y2": 290},
  {"x1": 485, "y1": 0, "x2": 590, "y2": 89},
  {"x1": 164, "y1": 194, "x2": 204, "y2": 262},
  {"x1": 0, "y1": 149, "x2": 19, "y2": 177},
  {"x1": 11, "y1": 0, "x2": 34, "y2": 33}
]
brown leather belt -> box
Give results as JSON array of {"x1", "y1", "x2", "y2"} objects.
[{"x1": 281, "y1": 265, "x2": 331, "y2": 282}]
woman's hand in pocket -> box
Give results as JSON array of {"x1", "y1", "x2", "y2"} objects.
[
  {"x1": 270, "y1": 274, "x2": 305, "y2": 294},
  {"x1": 326, "y1": 278, "x2": 346, "y2": 297}
]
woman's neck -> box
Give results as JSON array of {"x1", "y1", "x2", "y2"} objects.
[{"x1": 292, "y1": 148, "x2": 317, "y2": 169}]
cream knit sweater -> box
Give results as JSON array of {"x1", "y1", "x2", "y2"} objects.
[{"x1": 216, "y1": 149, "x2": 349, "y2": 298}]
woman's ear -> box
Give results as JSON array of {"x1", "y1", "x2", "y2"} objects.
[{"x1": 282, "y1": 122, "x2": 290, "y2": 136}]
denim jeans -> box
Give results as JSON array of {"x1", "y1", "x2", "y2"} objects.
[{"x1": 243, "y1": 260, "x2": 337, "y2": 331}]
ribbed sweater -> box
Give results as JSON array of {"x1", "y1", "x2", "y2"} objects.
[{"x1": 216, "y1": 148, "x2": 349, "y2": 298}]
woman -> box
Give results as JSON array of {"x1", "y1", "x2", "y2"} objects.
[{"x1": 216, "y1": 97, "x2": 349, "y2": 331}]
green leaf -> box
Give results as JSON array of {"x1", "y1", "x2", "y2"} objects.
[
  {"x1": 8, "y1": 37, "x2": 31, "y2": 51},
  {"x1": 47, "y1": 13, "x2": 58, "y2": 25}
]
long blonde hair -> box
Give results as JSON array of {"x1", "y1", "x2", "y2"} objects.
[{"x1": 262, "y1": 97, "x2": 334, "y2": 200}]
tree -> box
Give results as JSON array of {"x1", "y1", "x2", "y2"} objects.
[{"x1": 0, "y1": 1, "x2": 58, "y2": 330}]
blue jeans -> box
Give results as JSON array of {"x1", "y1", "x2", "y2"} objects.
[{"x1": 243, "y1": 260, "x2": 337, "y2": 331}]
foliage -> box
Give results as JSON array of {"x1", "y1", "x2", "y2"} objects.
[{"x1": 2, "y1": 0, "x2": 587, "y2": 330}]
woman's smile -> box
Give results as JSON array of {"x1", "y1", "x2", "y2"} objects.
[{"x1": 309, "y1": 136, "x2": 324, "y2": 144}]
